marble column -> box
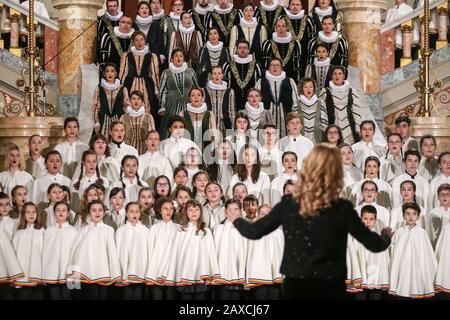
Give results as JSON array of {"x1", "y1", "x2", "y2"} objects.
[
  {"x1": 339, "y1": 0, "x2": 387, "y2": 94},
  {"x1": 53, "y1": 0, "x2": 103, "y2": 116}
]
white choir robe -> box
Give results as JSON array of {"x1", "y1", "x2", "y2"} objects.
[
  {"x1": 0, "y1": 170, "x2": 34, "y2": 198},
  {"x1": 426, "y1": 206, "x2": 450, "y2": 248},
  {"x1": 30, "y1": 173, "x2": 71, "y2": 206},
  {"x1": 277, "y1": 134, "x2": 314, "y2": 171},
  {"x1": 105, "y1": 208, "x2": 126, "y2": 229},
  {"x1": 159, "y1": 137, "x2": 201, "y2": 169},
  {"x1": 54, "y1": 140, "x2": 89, "y2": 178},
  {"x1": 26, "y1": 156, "x2": 46, "y2": 179},
  {"x1": 12, "y1": 226, "x2": 44, "y2": 286},
  {"x1": 186, "y1": 167, "x2": 200, "y2": 189},
  {"x1": 200, "y1": 202, "x2": 217, "y2": 229},
  {"x1": 342, "y1": 165, "x2": 364, "y2": 200},
  {"x1": 389, "y1": 225, "x2": 437, "y2": 298},
  {"x1": 346, "y1": 235, "x2": 363, "y2": 293},
  {"x1": 0, "y1": 228, "x2": 23, "y2": 283},
  {"x1": 351, "y1": 141, "x2": 386, "y2": 170},
  {"x1": 401, "y1": 136, "x2": 419, "y2": 155},
  {"x1": 418, "y1": 156, "x2": 439, "y2": 183},
  {"x1": 380, "y1": 154, "x2": 405, "y2": 184},
  {"x1": 116, "y1": 221, "x2": 153, "y2": 284},
  {"x1": 145, "y1": 220, "x2": 179, "y2": 285},
  {"x1": 355, "y1": 202, "x2": 390, "y2": 228},
  {"x1": 204, "y1": 203, "x2": 225, "y2": 225},
  {"x1": 138, "y1": 151, "x2": 173, "y2": 186},
  {"x1": 435, "y1": 224, "x2": 450, "y2": 293},
  {"x1": 270, "y1": 173, "x2": 298, "y2": 206},
  {"x1": 245, "y1": 226, "x2": 284, "y2": 288},
  {"x1": 354, "y1": 227, "x2": 390, "y2": 290},
  {"x1": 108, "y1": 141, "x2": 139, "y2": 164},
  {"x1": 392, "y1": 173, "x2": 430, "y2": 211},
  {"x1": 225, "y1": 134, "x2": 262, "y2": 161},
  {"x1": 0, "y1": 215, "x2": 18, "y2": 241},
  {"x1": 163, "y1": 223, "x2": 220, "y2": 286},
  {"x1": 228, "y1": 172, "x2": 271, "y2": 206},
  {"x1": 259, "y1": 146, "x2": 283, "y2": 179},
  {"x1": 67, "y1": 221, "x2": 121, "y2": 285},
  {"x1": 212, "y1": 219, "x2": 248, "y2": 285},
  {"x1": 72, "y1": 156, "x2": 121, "y2": 185},
  {"x1": 428, "y1": 173, "x2": 450, "y2": 210},
  {"x1": 214, "y1": 163, "x2": 234, "y2": 198},
  {"x1": 43, "y1": 206, "x2": 76, "y2": 229},
  {"x1": 106, "y1": 178, "x2": 149, "y2": 205},
  {"x1": 389, "y1": 204, "x2": 426, "y2": 233},
  {"x1": 70, "y1": 174, "x2": 110, "y2": 211},
  {"x1": 41, "y1": 223, "x2": 77, "y2": 284},
  {"x1": 351, "y1": 178, "x2": 393, "y2": 209}
]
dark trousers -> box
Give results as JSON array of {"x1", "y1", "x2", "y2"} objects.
[
  {"x1": 82, "y1": 284, "x2": 108, "y2": 300},
  {"x1": 123, "y1": 284, "x2": 145, "y2": 300},
  {"x1": 0, "y1": 284, "x2": 16, "y2": 300},
  {"x1": 181, "y1": 292, "x2": 209, "y2": 300},
  {"x1": 251, "y1": 285, "x2": 281, "y2": 300},
  {"x1": 150, "y1": 286, "x2": 178, "y2": 300},
  {"x1": 354, "y1": 289, "x2": 387, "y2": 300},
  {"x1": 16, "y1": 286, "x2": 44, "y2": 300},
  {"x1": 48, "y1": 284, "x2": 72, "y2": 300},
  {"x1": 217, "y1": 286, "x2": 242, "y2": 300},
  {"x1": 282, "y1": 278, "x2": 346, "y2": 300},
  {"x1": 108, "y1": 285, "x2": 123, "y2": 300},
  {"x1": 436, "y1": 292, "x2": 450, "y2": 300}
]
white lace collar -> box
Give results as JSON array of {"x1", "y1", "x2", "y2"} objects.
[
  {"x1": 152, "y1": 10, "x2": 165, "y2": 20},
  {"x1": 127, "y1": 106, "x2": 146, "y2": 117},
  {"x1": 195, "y1": 3, "x2": 214, "y2": 15},
  {"x1": 318, "y1": 31, "x2": 339, "y2": 43},
  {"x1": 135, "y1": 14, "x2": 153, "y2": 26},
  {"x1": 265, "y1": 70, "x2": 286, "y2": 82},
  {"x1": 240, "y1": 17, "x2": 257, "y2": 28},
  {"x1": 179, "y1": 24, "x2": 195, "y2": 35},
  {"x1": 329, "y1": 80, "x2": 350, "y2": 92},
  {"x1": 207, "y1": 80, "x2": 227, "y2": 90},
  {"x1": 260, "y1": 0, "x2": 280, "y2": 11},
  {"x1": 299, "y1": 94, "x2": 318, "y2": 106},
  {"x1": 284, "y1": 8, "x2": 305, "y2": 20},
  {"x1": 113, "y1": 26, "x2": 135, "y2": 39},
  {"x1": 233, "y1": 54, "x2": 253, "y2": 64},
  {"x1": 187, "y1": 103, "x2": 208, "y2": 114},
  {"x1": 169, "y1": 62, "x2": 188, "y2": 73},
  {"x1": 214, "y1": 4, "x2": 234, "y2": 14},
  {"x1": 315, "y1": 6, "x2": 333, "y2": 17},
  {"x1": 131, "y1": 45, "x2": 149, "y2": 56},
  {"x1": 245, "y1": 102, "x2": 265, "y2": 117},
  {"x1": 101, "y1": 78, "x2": 121, "y2": 91},
  {"x1": 206, "y1": 41, "x2": 223, "y2": 51},
  {"x1": 169, "y1": 12, "x2": 181, "y2": 21},
  {"x1": 105, "y1": 11, "x2": 123, "y2": 22},
  {"x1": 272, "y1": 32, "x2": 292, "y2": 43},
  {"x1": 314, "y1": 57, "x2": 331, "y2": 67}
]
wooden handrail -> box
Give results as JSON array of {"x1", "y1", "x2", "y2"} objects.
[
  {"x1": 381, "y1": 0, "x2": 446, "y2": 33},
  {"x1": 0, "y1": 0, "x2": 59, "y2": 31}
]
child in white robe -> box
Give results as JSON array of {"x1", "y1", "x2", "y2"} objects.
[
  {"x1": 54, "y1": 117, "x2": 89, "y2": 179},
  {"x1": 0, "y1": 144, "x2": 34, "y2": 197},
  {"x1": 213, "y1": 199, "x2": 248, "y2": 300},
  {"x1": 434, "y1": 223, "x2": 450, "y2": 299},
  {"x1": 9, "y1": 185, "x2": 28, "y2": 219},
  {"x1": 30, "y1": 151, "x2": 71, "y2": 208},
  {"x1": 72, "y1": 184, "x2": 100, "y2": 229},
  {"x1": 41, "y1": 201, "x2": 77, "y2": 300},
  {"x1": 138, "y1": 187, "x2": 156, "y2": 228},
  {"x1": 203, "y1": 182, "x2": 225, "y2": 225},
  {"x1": 192, "y1": 170, "x2": 209, "y2": 208},
  {"x1": 173, "y1": 185, "x2": 193, "y2": 224},
  {"x1": 427, "y1": 183, "x2": 450, "y2": 248},
  {"x1": 339, "y1": 143, "x2": 364, "y2": 200},
  {"x1": 116, "y1": 202, "x2": 152, "y2": 300},
  {"x1": 429, "y1": 152, "x2": 450, "y2": 210},
  {"x1": 182, "y1": 147, "x2": 206, "y2": 188},
  {"x1": 138, "y1": 130, "x2": 173, "y2": 186},
  {"x1": 232, "y1": 183, "x2": 249, "y2": 208},
  {"x1": 103, "y1": 187, "x2": 126, "y2": 230},
  {"x1": 67, "y1": 200, "x2": 121, "y2": 300},
  {"x1": 351, "y1": 120, "x2": 386, "y2": 170},
  {"x1": 245, "y1": 204, "x2": 284, "y2": 300},
  {"x1": 389, "y1": 202, "x2": 437, "y2": 299},
  {"x1": 354, "y1": 205, "x2": 390, "y2": 300},
  {"x1": 25, "y1": 134, "x2": 46, "y2": 179},
  {"x1": 153, "y1": 175, "x2": 172, "y2": 202},
  {"x1": 355, "y1": 181, "x2": 390, "y2": 228},
  {"x1": 164, "y1": 200, "x2": 220, "y2": 300},
  {"x1": 106, "y1": 155, "x2": 148, "y2": 204},
  {"x1": 108, "y1": 121, "x2": 139, "y2": 164},
  {"x1": 0, "y1": 192, "x2": 18, "y2": 240},
  {"x1": 379, "y1": 133, "x2": 404, "y2": 184},
  {"x1": 42, "y1": 183, "x2": 76, "y2": 228},
  {"x1": 390, "y1": 180, "x2": 426, "y2": 232},
  {"x1": 270, "y1": 151, "x2": 298, "y2": 206},
  {"x1": 146, "y1": 197, "x2": 179, "y2": 300},
  {"x1": 243, "y1": 195, "x2": 259, "y2": 223},
  {"x1": 13, "y1": 202, "x2": 44, "y2": 300}
]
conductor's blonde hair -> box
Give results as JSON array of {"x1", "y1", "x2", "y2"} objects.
[{"x1": 294, "y1": 144, "x2": 343, "y2": 217}]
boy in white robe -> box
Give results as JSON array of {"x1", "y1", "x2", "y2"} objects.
[
  {"x1": 394, "y1": 114, "x2": 419, "y2": 155},
  {"x1": 212, "y1": 199, "x2": 248, "y2": 300},
  {"x1": 389, "y1": 202, "x2": 437, "y2": 299},
  {"x1": 426, "y1": 183, "x2": 450, "y2": 248},
  {"x1": 428, "y1": 152, "x2": 450, "y2": 210},
  {"x1": 138, "y1": 130, "x2": 173, "y2": 186},
  {"x1": 351, "y1": 120, "x2": 386, "y2": 170},
  {"x1": 108, "y1": 121, "x2": 139, "y2": 164},
  {"x1": 54, "y1": 117, "x2": 89, "y2": 179},
  {"x1": 354, "y1": 205, "x2": 390, "y2": 300}
]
